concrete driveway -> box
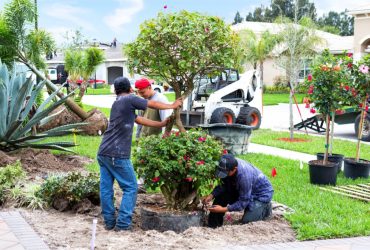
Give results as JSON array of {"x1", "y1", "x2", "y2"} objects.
[{"x1": 82, "y1": 95, "x2": 368, "y2": 144}]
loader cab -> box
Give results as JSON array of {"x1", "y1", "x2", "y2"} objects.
[{"x1": 194, "y1": 69, "x2": 240, "y2": 101}]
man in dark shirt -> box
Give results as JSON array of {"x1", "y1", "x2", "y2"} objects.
[
  {"x1": 97, "y1": 76, "x2": 182, "y2": 231},
  {"x1": 203, "y1": 154, "x2": 274, "y2": 228}
]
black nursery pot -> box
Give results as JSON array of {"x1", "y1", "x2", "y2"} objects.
[
  {"x1": 343, "y1": 158, "x2": 370, "y2": 179},
  {"x1": 309, "y1": 160, "x2": 338, "y2": 185},
  {"x1": 316, "y1": 153, "x2": 344, "y2": 173},
  {"x1": 140, "y1": 207, "x2": 204, "y2": 233}
]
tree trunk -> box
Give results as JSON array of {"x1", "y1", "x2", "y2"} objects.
[
  {"x1": 25, "y1": 61, "x2": 89, "y2": 120},
  {"x1": 355, "y1": 98, "x2": 367, "y2": 162},
  {"x1": 324, "y1": 114, "x2": 330, "y2": 165},
  {"x1": 260, "y1": 62, "x2": 264, "y2": 116},
  {"x1": 289, "y1": 90, "x2": 294, "y2": 140},
  {"x1": 78, "y1": 81, "x2": 88, "y2": 100},
  {"x1": 329, "y1": 111, "x2": 335, "y2": 155}
]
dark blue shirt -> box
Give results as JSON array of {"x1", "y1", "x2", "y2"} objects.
[
  {"x1": 212, "y1": 159, "x2": 274, "y2": 212},
  {"x1": 98, "y1": 94, "x2": 148, "y2": 158}
]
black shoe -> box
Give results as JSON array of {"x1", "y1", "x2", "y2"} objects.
[
  {"x1": 114, "y1": 226, "x2": 132, "y2": 232},
  {"x1": 104, "y1": 224, "x2": 116, "y2": 231}
]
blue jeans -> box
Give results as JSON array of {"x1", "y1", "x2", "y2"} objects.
[{"x1": 97, "y1": 155, "x2": 138, "y2": 229}]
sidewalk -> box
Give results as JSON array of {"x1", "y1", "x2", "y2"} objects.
[
  {"x1": 249, "y1": 143, "x2": 314, "y2": 163},
  {"x1": 0, "y1": 211, "x2": 48, "y2": 250}
]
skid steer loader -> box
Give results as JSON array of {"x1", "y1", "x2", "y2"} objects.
[{"x1": 180, "y1": 69, "x2": 263, "y2": 129}]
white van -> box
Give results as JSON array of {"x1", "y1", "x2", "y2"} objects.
[{"x1": 47, "y1": 68, "x2": 58, "y2": 84}]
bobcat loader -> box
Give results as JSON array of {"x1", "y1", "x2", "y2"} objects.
[{"x1": 181, "y1": 69, "x2": 263, "y2": 129}]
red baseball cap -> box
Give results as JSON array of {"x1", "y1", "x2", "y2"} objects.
[{"x1": 135, "y1": 78, "x2": 151, "y2": 90}]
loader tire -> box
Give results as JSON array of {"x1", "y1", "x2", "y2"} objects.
[
  {"x1": 210, "y1": 108, "x2": 235, "y2": 124},
  {"x1": 355, "y1": 114, "x2": 370, "y2": 142},
  {"x1": 236, "y1": 107, "x2": 261, "y2": 129}
]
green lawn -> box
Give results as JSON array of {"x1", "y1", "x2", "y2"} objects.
[
  {"x1": 263, "y1": 93, "x2": 306, "y2": 106},
  {"x1": 250, "y1": 129, "x2": 370, "y2": 160},
  {"x1": 164, "y1": 92, "x2": 175, "y2": 102},
  {"x1": 166, "y1": 92, "x2": 305, "y2": 106},
  {"x1": 84, "y1": 86, "x2": 112, "y2": 95},
  {"x1": 83, "y1": 104, "x2": 111, "y2": 117},
  {"x1": 242, "y1": 153, "x2": 370, "y2": 240}
]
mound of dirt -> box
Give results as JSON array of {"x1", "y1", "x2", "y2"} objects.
[
  {"x1": 18, "y1": 193, "x2": 296, "y2": 249},
  {"x1": 0, "y1": 149, "x2": 93, "y2": 179}
]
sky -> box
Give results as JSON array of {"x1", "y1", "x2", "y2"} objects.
[{"x1": 1, "y1": 0, "x2": 369, "y2": 46}]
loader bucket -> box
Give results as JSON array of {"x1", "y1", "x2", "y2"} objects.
[{"x1": 199, "y1": 123, "x2": 254, "y2": 155}]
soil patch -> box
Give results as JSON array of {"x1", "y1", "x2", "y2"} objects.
[
  {"x1": 1, "y1": 149, "x2": 92, "y2": 179},
  {"x1": 17, "y1": 193, "x2": 296, "y2": 249},
  {"x1": 276, "y1": 137, "x2": 312, "y2": 143}
]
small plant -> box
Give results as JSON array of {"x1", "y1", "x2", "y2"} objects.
[
  {"x1": 37, "y1": 172, "x2": 100, "y2": 209},
  {"x1": 9, "y1": 183, "x2": 46, "y2": 210},
  {"x1": 134, "y1": 129, "x2": 223, "y2": 210},
  {"x1": 0, "y1": 161, "x2": 25, "y2": 204}
]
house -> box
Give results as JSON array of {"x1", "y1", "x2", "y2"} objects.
[
  {"x1": 46, "y1": 44, "x2": 131, "y2": 85},
  {"x1": 231, "y1": 4, "x2": 370, "y2": 87},
  {"x1": 348, "y1": 4, "x2": 370, "y2": 60}
]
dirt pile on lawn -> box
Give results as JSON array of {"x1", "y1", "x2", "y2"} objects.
[
  {"x1": 0, "y1": 149, "x2": 92, "y2": 179},
  {"x1": 19, "y1": 193, "x2": 296, "y2": 249}
]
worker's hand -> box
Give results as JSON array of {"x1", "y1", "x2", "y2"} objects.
[
  {"x1": 171, "y1": 98, "x2": 183, "y2": 109},
  {"x1": 208, "y1": 205, "x2": 227, "y2": 213},
  {"x1": 201, "y1": 194, "x2": 214, "y2": 205},
  {"x1": 160, "y1": 118, "x2": 170, "y2": 127}
]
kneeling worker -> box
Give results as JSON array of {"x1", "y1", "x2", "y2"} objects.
[{"x1": 203, "y1": 154, "x2": 274, "y2": 228}]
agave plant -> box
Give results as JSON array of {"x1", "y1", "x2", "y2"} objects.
[{"x1": 0, "y1": 61, "x2": 86, "y2": 152}]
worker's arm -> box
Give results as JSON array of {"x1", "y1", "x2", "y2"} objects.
[
  {"x1": 147, "y1": 98, "x2": 182, "y2": 110},
  {"x1": 135, "y1": 116, "x2": 168, "y2": 128}
]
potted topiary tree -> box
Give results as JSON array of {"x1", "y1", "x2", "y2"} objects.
[
  {"x1": 342, "y1": 54, "x2": 370, "y2": 179},
  {"x1": 125, "y1": 11, "x2": 243, "y2": 232},
  {"x1": 304, "y1": 50, "x2": 351, "y2": 185},
  {"x1": 134, "y1": 130, "x2": 223, "y2": 232}
]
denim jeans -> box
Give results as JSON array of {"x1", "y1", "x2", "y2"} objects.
[{"x1": 97, "y1": 155, "x2": 138, "y2": 229}]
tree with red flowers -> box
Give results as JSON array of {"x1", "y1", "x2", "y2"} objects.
[
  {"x1": 133, "y1": 129, "x2": 223, "y2": 210},
  {"x1": 343, "y1": 54, "x2": 370, "y2": 161},
  {"x1": 303, "y1": 50, "x2": 351, "y2": 164}
]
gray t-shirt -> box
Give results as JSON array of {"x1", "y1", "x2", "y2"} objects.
[{"x1": 98, "y1": 94, "x2": 148, "y2": 158}]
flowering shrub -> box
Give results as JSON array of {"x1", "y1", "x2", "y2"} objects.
[
  {"x1": 304, "y1": 50, "x2": 352, "y2": 116},
  {"x1": 343, "y1": 53, "x2": 370, "y2": 161},
  {"x1": 303, "y1": 50, "x2": 352, "y2": 164},
  {"x1": 133, "y1": 129, "x2": 223, "y2": 210}
]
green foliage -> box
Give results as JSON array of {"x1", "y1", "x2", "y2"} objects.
[
  {"x1": 318, "y1": 25, "x2": 340, "y2": 35},
  {"x1": 0, "y1": 161, "x2": 25, "y2": 203},
  {"x1": 233, "y1": 11, "x2": 243, "y2": 24},
  {"x1": 133, "y1": 129, "x2": 223, "y2": 210},
  {"x1": 125, "y1": 11, "x2": 243, "y2": 98},
  {"x1": 303, "y1": 50, "x2": 352, "y2": 116},
  {"x1": 0, "y1": 61, "x2": 86, "y2": 152},
  {"x1": 276, "y1": 17, "x2": 324, "y2": 90},
  {"x1": 37, "y1": 172, "x2": 100, "y2": 207},
  {"x1": 343, "y1": 54, "x2": 370, "y2": 103},
  {"x1": 240, "y1": 29, "x2": 279, "y2": 69},
  {"x1": 317, "y1": 11, "x2": 354, "y2": 36},
  {"x1": 1, "y1": 0, "x2": 55, "y2": 69},
  {"x1": 9, "y1": 183, "x2": 46, "y2": 209}
]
